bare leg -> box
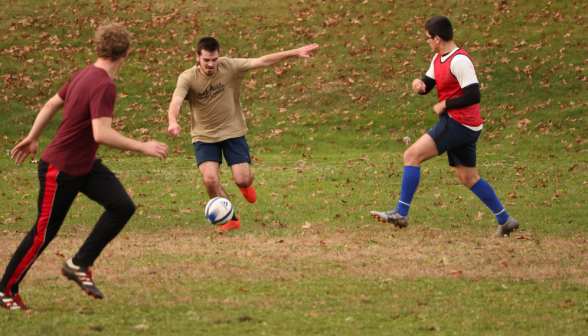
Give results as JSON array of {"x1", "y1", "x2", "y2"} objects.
[
  {"x1": 230, "y1": 162, "x2": 254, "y2": 188},
  {"x1": 454, "y1": 163, "x2": 481, "y2": 189},
  {"x1": 371, "y1": 133, "x2": 439, "y2": 225},
  {"x1": 199, "y1": 161, "x2": 229, "y2": 199},
  {"x1": 403, "y1": 133, "x2": 439, "y2": 167}
]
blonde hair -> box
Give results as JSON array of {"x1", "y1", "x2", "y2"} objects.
[{"x1": 94, "y1": 23, "x2": 131, "y2": 60}]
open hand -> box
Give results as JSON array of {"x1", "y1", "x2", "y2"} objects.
[
  {"x1": 11, "y1": 137, "x2": 38, "y2": 165},
  {"x1": 295, "y1": 43, "x2": 320, "y2": 58}
]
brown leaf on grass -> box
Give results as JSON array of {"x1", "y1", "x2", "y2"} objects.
[
  {"x1": 451, "y1": 270, "x2": 463, "y2": 276},
  {"x1": 517, "y1": 118, "x2": 532, "y2": 129},
  {"x1": 126, "y1": 188, "x2": 135, "y2": 197},
  {"x1": 302, "y1": 221, "x2": 312, "y2": 229},
  {"x1": 133, "y1": 324, "x2": 149, "y2": 330},
  {"x1": 516, "y1": 235, "x2": 534, "y2": 241},
  {"x1": 500, "y1": 260, "x2": 509, "y2": 268},
  {"x1": 238, "y1": 288, "x2": 250, "y2": 292},
  {"x1": 474, "y1": 212, "x2": 484, "y2": 220},
  {"x1": 55, "y1": 251, "x2": 65, "y2": 258},
  {"x1": 307, "y1": 310, "x2": 318, "y2": 316},
  {"x1": 319, "y1": 240, "x2": 327, "y2": 247},
  {"x1": 147, "y1": 215, "x2": 161, "y2": 219}
]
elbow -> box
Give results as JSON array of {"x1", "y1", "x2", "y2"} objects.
[
  {"x1": 93, "y1": 133, "x2": 105, "y2": 144},
  {"x1": 473, "y1": 92, "x2": 481, "y2": 105},
  {"x1": 93, "y1": 128, "x2": 108, "y2": 144}
]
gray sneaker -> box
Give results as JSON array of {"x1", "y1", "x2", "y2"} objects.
[
  {"x1": 494, "y1": 216, "x2": 519, "y2": 237},
  {"x1": 370, "y1": 209, "x2": 409, "y2": 228}
]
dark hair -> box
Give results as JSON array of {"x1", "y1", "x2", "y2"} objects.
[
  {"x1": 94, "y1": 23, "x2": 131, "y2": 60},
  {"x1": 425, "y1": 16, "x2": 453, "y2": 41},
  {"x1": 197, "y1": 37, "x2": 220, "y2": 55}
]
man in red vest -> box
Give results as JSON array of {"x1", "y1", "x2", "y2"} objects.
[
  {"x1": 371, "y1": 16, "x2": 519, "y2": 237},
  {"x1": 1, "y1": 23, "x2": 169, "y2": 310}
]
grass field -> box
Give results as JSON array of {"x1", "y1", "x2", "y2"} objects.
[{"x1": 0, "y1": 0, "x2": 587, "y2": 334}]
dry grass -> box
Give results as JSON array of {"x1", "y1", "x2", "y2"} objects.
[{"x1": 2, "y1": 225, "x2": 587, "y2": 298}]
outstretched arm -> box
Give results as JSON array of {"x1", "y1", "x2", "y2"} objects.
[
  {"x1": 93, "y1": 117, "x2": 169, "y2": 160},
  {"x1": 250, "y1": 43, "x2": 319, "y2": 70},
  {"x1": 167, "y1": 96, "x2": 184, "y2": 138},
  {"x1": 11, "y1": 94, "x2": 64, "y2": 164}
]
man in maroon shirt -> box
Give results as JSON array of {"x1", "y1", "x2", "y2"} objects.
[{"x1": 0, "y1": 23, "x2": 169, "y2": 310}]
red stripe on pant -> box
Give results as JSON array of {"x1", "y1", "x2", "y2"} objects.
[{"x1": 5, "y1": 165, "x2": 59, "y2": 296}]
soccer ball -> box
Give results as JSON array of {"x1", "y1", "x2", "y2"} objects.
[{"x1": 205, "y1": 197, "x2": 234, "y2": 225}]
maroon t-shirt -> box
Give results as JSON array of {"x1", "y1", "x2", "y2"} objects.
[{"x1": 41, "y1": 65, "x2": 116, "y2": 176}]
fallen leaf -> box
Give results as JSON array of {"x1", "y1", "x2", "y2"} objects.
[
  {"x1": 302, "y1": 221, "x2": 312, "y2": 229},
  {"x1": 515, "y1": 235, "x2": 534, "y2": 241}
]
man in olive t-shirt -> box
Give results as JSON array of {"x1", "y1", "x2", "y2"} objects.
[{"x1": 168, "y1": 37, "x2": 318, "y2": 232}]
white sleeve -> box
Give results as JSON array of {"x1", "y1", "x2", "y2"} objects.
[
  {"x1": 425, "y1": 55, "x2": 437, "y2": 79},
  {"x1": 450, "y1": 54, "x2": 478, "y2": 88}
]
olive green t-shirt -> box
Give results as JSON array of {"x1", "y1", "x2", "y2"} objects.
[{"x1": 173, "y1": 57, "x2": 251, "y2": 143}]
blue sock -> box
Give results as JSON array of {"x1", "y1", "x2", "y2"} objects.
[
  {"x1": 470, "y1": 178, "x2": 509, "y2": 225},
  {"x1": 396, "y1": 166, "x2": 421, "y2": 217}
]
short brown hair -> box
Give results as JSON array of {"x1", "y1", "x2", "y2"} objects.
[
  {"x1": 197, "y1": 37, "x2": 220, "y2": 55},
  {"x1": 94, "y1": 23, "x2": 131, "y2": 60}
]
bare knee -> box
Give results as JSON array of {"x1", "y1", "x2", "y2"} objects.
[
  {"x1": 234, "y1": 172, "x2": 253, "y2": 188},
  {"x1": 202, "y1": 174, "x2": 220, "y2": 189},
  {"x1": 403, "y1": 148, "x2": 418, "y2": 166},
  {"x1": 457, "y1": 173, "x2": 479, "y2": 189}
]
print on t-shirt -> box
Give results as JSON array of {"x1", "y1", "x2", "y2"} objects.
[{"x1": 198, "y1": 82, "x2": 226, "y2": 100}]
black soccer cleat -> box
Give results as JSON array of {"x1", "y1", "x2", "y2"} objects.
[
  {"x1": 62, "y1": 259, "x2": 104, "y2": 299},
  {"x1": 1, "y1": 292, "x2": 32, "y2": 311}
]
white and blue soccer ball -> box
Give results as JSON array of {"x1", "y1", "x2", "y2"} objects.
[{"x1": 205, "y1": 197, "x2": 234, "y2": 225}]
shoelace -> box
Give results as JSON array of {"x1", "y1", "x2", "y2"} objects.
[{"x1": 79, "y1": 269, "x2": 94, "y2": 283}]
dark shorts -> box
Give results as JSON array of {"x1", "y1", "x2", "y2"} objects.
[
  {"x1": 194, "y1": 136, "x2": 251, "y2": 166},
  {"x1": 426, "y1": 113, "x2": 481, "y2": 167}
]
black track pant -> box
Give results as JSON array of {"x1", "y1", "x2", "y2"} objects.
[{"x1": 0, "y1": 159, "x2": 135, "y2": 296}]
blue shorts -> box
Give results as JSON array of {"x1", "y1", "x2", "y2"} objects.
[
  {"x1": 426, "y1": 113, "x2": 481, "y2": 167},
  {"x1": 194, "y1": 136, "x2": 251, "y2": 167}
]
